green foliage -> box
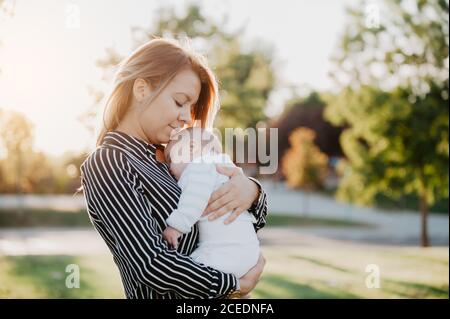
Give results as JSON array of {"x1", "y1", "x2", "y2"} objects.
[
  {"x1": 212, "y1": 38, "x2": 275, "y2": 129},
  {"x1": 82, "y1": 3, "x2": 276, "y2": 132},
  {"x1": 329, "y1": 84, "x2": 449, "y2": 206},
  {"x1": 330, "y1": 0, "x2": 449, "y2": 92},
  {"x1": 326, "y1": 0, "x2": 449, "y2": 209}
]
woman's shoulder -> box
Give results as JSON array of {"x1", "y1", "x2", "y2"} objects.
[{"x1": 80, "y1": 145, "x2": 131, "y2": 176}]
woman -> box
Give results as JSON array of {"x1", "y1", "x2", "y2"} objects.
[{"x1": 80, "y1": 38, "x2": 268, "y2": 299}]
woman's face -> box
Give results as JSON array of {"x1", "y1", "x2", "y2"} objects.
[{"x1": 137, "y1": 68, "x2": 201, "y2": 145}]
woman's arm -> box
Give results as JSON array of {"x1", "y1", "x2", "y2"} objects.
[
  {"x1": 203, "y1": 166, "x2": 268, "y2": 232},
  {"x1": 81, "y1": 148, "x2": 237, "y2": 299},
  {"x1": 247, "y1": 177, "x2": 268, "y2": 232}
]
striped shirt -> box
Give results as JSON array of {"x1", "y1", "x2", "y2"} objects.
[{"x1": 80, "y1": 130, "x2": 268, "y2": 299}]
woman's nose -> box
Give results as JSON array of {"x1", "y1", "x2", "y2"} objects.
[{"x1": 179, "y1": 106, "x2": 193, "y2": 126}]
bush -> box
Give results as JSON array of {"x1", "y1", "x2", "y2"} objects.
[{"x1": 282, "y1": 127, "x2": 328, "y2": 190}]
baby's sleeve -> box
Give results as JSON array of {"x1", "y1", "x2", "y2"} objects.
[{"x1": 166, "y1": 163, "x2": 217, "y2": 233}]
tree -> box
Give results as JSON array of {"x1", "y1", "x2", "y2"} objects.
[
  {"x1": 21, "y1": 150, "x2": 56, "y2": 193},
  {"x1": 80, "y1": 4, "x2": 276, "y2": 135},
  {"x1": 0, "y1": 109, "x2": 34, "y2": 211},
  {"x1": 210, "y1": 38, "x2": 276, "y2": 129},
  {"x1": 282, "y1": 127, "x2": 328, "y2": 190},
  {"x1": 326, "y1": 0, "x2": 449, "y2": 246},
  {"x1": 329, "y1": 0, "x2": 449, "y2": 93}
]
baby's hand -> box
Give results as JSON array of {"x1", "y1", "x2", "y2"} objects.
[{"x1": 163, "y1": 226, "x2": 183, "y2": 249}]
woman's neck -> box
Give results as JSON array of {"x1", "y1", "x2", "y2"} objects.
[
  {"x1": 116, "y1": 113, "x2": 152, "y2": 145},
  {"x1": 116, "y1": 119, "x2": 166, "y2": 162}
]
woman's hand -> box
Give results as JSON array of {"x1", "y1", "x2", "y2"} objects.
[
  {"x1": 239, "y1": 254, "x2": 266, "y2": 295},
  {"x1": 202, "y1": 165, "x2": 259, "y2": 224}
]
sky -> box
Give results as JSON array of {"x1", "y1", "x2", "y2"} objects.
[{"x1": 0, "y1": 0, "x2": 357, "y2": 156}]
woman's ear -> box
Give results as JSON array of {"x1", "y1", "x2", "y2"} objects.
[{"x1": 133, "y1": 78, "x2": 152, "y2": 102}]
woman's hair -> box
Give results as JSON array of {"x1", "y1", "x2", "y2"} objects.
[{"x1": 96, "y1": 37, "x2": 220, "y2": 147}]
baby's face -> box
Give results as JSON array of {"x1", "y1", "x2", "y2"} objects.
[
  {"x1": 165, "y1": 129, "x2": 201, "y2": 180},
  {"x1": 167, "y1": 159, "x2": 187, "y2": 181},
  {"x1": 164, "y1": 128, "x2": 221, "y2": 180}
]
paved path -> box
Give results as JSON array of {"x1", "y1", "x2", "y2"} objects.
[
  {"x1": 0, "y1": 223, "x2": 447, "y2": 257},
  {"x1": 0, "y1": 228, "x2": 107, "y2": 256},
  {"x1": 0, "y1": 195, "x2": 86, "y2": 212},
  {"x1": 0, "y1": 182, "x2": 448, "y2": 247},
  {"x1": 0, "y1": 227, "x2": 391, "y2": 256}
]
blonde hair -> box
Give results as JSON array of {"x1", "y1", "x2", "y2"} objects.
[{"x1": 96, "y1": 37, "x2": 220, "y2": 146}]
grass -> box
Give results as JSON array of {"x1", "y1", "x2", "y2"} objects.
[
  {"x1": 0, "y1": 240, "x2": 447, "y2": 299},
  {"x1": 0, "y1": 209, "x2": 91, "y2": 228},
  {"x1": 0, "y1": 207, "x2": 446, "y2": 299},
  {"x1": 0, "y1": 254, "x2": 124, "y2": 298},
  {"x1": 252, "y1": 242, "x2": 449, "y2": 299},
  {"x1": 0, "y1": 208, "x2": 372, "y2": 228},
  {"x1": 266, "y1": 214, "x2": 373, "y2": 228}
]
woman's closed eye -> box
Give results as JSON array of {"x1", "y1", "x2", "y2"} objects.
[{"x1": 174, "y1": 99, "x2": 194, "y2": 111}]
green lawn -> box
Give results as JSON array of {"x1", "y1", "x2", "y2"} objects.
[
  {"x1": 0, "y1": 208, "x2": 371, "y2": 228},
  {"x1": 1, "y1": 240, "x2": 447, "y2": 299},
  {"x1": 266, "y1": 214, "x2": 373, "y2": 228},
  {"x1": 0, "y1": 208, "x2": 446, "y2": 298},
  {"x1": 0, "y1": 209, "x2": 92, "y2": 228},
  {"x1": 0, "y1": 254, "x2": 124, "y2": 298},
  {"x1": 253, "y1": 243, "x2": 449, "y2": 298}
]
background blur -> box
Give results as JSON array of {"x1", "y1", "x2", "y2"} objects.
[{"x1": 0, "y1": 0, "x2": 448, "y2": 298}]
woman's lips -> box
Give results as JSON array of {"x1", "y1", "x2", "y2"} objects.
[{"x1": 169, "y1": 126, "x2": 183, "y2": 139}]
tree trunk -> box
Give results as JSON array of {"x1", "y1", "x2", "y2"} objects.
[{"x1": 419, "y1": 193, "x2": 429, "y2": 247}]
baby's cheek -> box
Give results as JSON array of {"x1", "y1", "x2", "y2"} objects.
[{"x1": 169, "y1": 163, "x2": 182, "y2": 180}]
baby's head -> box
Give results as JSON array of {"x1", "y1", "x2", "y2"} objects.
[{"x1": 164, "y1": 127, "x2": 222, "y2": 180}]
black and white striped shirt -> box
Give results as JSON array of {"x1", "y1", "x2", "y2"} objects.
[{"x1": 80, "y1": 130, "x2": 268, "y2": 299}]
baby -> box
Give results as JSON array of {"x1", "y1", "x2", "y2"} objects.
[{"x1": 162, "y1": 127, "x2": 260, "y2": 278}]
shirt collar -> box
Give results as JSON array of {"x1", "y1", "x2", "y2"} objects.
[{"x1": 102, "y1": 130, "x2": 163, "y2": 161}]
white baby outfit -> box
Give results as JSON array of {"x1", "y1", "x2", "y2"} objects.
[{"x1": 166, "y1": 152, "x2": 260, "y2": 278}]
